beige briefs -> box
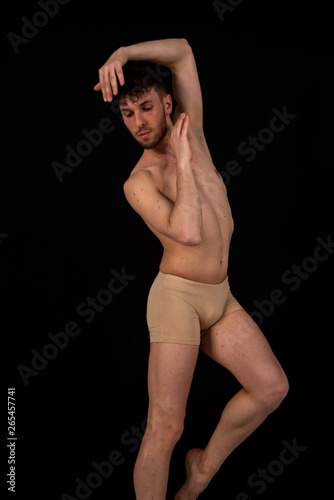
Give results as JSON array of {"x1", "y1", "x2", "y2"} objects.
[{"x1": 146, "y1": 271, "x2": 244, "y2": 345}]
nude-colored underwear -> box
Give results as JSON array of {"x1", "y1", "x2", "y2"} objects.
[{"x1": 146, "y1": 271, "x2": 244, "y2": 345}]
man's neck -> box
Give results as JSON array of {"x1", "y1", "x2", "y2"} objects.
[{"x1": 142, "y1": 121, "x2": 174, "y2": 162}]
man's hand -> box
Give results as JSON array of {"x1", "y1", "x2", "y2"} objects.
[
  {"x1": 94, "y1": 47, "x2": 128, "y2": 102},
  {"x1": 170, "y1": 113, "x2": 192, "y2": 165}
]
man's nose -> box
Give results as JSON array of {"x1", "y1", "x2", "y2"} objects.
[{"x1": 135, "y1": 112, "x2": 146, "y2": 128}]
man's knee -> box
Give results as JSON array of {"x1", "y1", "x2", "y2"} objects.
[
  {"x1": 145, "y1": 412, "x2": 184, "y2": 446},
  {"x1": 257, "y1": 371, "x2": 289, "y2": 413}
]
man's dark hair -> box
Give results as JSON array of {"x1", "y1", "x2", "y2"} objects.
[{"x1": 119, "y1": 61, "x2": 169, "y2": 102}]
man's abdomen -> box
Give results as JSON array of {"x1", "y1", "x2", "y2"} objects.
[
  {"x1": 159, "y1": 188, "x2": 234, "y2": 284},
  {"x1": 159, "y1": 232, "x2": 231, "y2": 284}
]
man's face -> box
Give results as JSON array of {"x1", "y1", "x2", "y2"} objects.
[{"x1": 119, "y1": 89, "x2": 169, "y2": 149}]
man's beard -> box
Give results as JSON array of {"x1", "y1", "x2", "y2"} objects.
[{"x1": 136, "y1": 111, "x2": 168, "y2": 150}]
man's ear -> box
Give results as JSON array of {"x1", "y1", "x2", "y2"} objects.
[{"x1": 164, "y1": 94, "x2": 173, "y2": 116}]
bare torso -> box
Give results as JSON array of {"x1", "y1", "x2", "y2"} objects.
[{"x1": 130, "y1": 129, "x2": 234, "y2": 284}]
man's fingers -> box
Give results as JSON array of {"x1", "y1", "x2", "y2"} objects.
[
  {"x1": 100, "y1": 68, "x2": 114, "y2": 102},
  {"x1": 174, "y1": 113, "x2": 186, "y2": 133},
  {"x1": 175, "y1": 113, "x2": 189, "y2": 135},
  {"x1": 109, "y1": 68, "x2": 119, "y2": 97},
  {"x1": 95, "y1": 51, "x2": 126, "y2": 102},
  {"x1": 97, "y1": 64, "x2": 124, "y2": 102},
  {"x1": 181, "y1": 114, "x2": 189, "y2": 135},
  {"x1": 115, "y1": 62, "x2": 125, "y2": 87}
]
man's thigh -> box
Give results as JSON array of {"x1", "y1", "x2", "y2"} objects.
[
  {"x1": 200, "y1": 310, "x2": 286, "y2": 392},
  {"x1": 147, "y1": 342, "x2": 199, "y2": 423}
]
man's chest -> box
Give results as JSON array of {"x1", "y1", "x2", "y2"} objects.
[{"x1": 158, "y1": 153, "x2": 227, "y2": 208}]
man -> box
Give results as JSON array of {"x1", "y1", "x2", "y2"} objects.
[{"x1": 94, "y1": 38, "x2": 289, "y2": 500}]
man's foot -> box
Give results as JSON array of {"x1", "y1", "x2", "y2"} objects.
[{"x1": 174, "y1": 448, "x2": 212, "y2": 500}]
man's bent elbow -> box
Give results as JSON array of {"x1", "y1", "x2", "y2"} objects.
[
  {"x1": 180, "y1": 38, "x2": 191, "y2": 49},
  {"x1": 176, "y1": 38, "x2": 192, "y2": 59},
  {"x1": 167, "y1": 218, "x2": 202, "y2": 245},
  {"x1": 179, "y1": 232, "x2": 202, "y2": 246}
]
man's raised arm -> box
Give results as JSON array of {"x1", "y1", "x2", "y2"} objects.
[{"x1": 94, "y1": 38, "x2": 203, "y2": 132}]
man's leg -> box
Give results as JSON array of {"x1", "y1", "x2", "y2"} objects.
[
  {"x1": 134, "y1": 342, "x2": 199, "y2": 500},
  {"x1": 175, "y1": 310, "x2": 289, "y2": 499}
]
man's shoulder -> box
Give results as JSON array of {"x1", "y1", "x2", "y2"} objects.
[
  {"x1": 124, "y1": 155, "x2": 164, "y2": 185},
  {"x1": 123, "y1": 164, "x2": 159, "y2": 203},
  {"x1": 125, "y1": 164, "x2": 153, "y2": 185},
  {"x1": 122, "y1": 163, "x2": 167, "y2": 219}
]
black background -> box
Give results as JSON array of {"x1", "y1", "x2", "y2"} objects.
[{"x1": 3, "y1": 0, "x2": 332, "y2": 498}]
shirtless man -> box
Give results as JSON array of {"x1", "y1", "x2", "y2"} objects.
[{"x1": 94, "y1": 38, "x2": 289, "y2": 500}]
